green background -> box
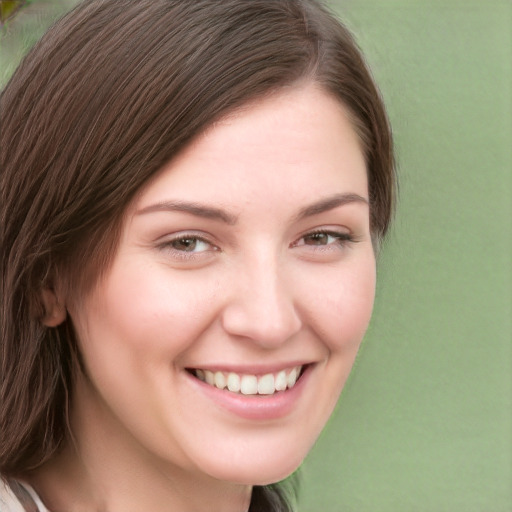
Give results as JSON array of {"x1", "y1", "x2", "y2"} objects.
[
  {"x1": 1, "y1": 1, "x2": 511, "y2": 511},
  {"x1": 301, "y1": 1, "x2": 512, "y2": 511}
]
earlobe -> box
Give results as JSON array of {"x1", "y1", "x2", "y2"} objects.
[{"x1": 41, "y1": 288, "x2": 67, "y2": 327}]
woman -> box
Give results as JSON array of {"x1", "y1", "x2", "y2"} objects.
[{"x1": 0, "y1": 0, "x2": 395, "y2": 510}]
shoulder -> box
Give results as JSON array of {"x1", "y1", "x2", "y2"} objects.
[{"x1": 0, "y1": 479, "x2": 48, "y2": 512}]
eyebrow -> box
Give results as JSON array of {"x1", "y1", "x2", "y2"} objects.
[
  {"x1": 294, "y1": 193, "x2": 369, "y2": 221},
  {"x1": 136, "y1": 200, "x2": 238, "y2": 225},
  {"x1": 135, "y1": 193, "x2": 368, "y2": 225}
]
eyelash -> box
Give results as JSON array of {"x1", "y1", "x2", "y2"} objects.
[
  {"x1": 292, "y1": 229, "x2": 356, "y2": 249},
  {"x1": 158, "y1": 228, "x2": 356, "y2": 260},
  {"x1": 159, "y1": 233, "x2": 218, "y2": 259}
]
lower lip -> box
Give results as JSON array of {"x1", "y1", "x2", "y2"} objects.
[{"x1": 185, "y1": 366, "x2": 312, "y2": 421}]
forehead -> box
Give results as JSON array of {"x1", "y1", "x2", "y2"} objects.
[{"x1": 134, "y1": 85, "x2": 368, "y2": 215}]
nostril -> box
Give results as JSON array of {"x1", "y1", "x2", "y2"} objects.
[{"x1": 222, "y1": 311, "x2": 301, "y2": 347}]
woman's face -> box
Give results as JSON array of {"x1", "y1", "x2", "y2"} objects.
[{"x1": 69, "y1": 85, "x2": 375, "y2": 485}]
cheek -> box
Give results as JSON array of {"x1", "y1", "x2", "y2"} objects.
[
  {"x1": 303, "y1": 254, "x2": 376, "y2": 353},
  {"x1": 307, "y1": 255, "x2": 376, "y2": 425},
  {"x1": 109, "y1": 265, "x2": 212, "y2": 340},
  {"x1": 67, "y1": 261, "x2": 224, "y2": 456},
  {"x1": 338, "y1": 262, "x2": 376, "y2": 342},
  {"x1": 79, "y1": 260, "x2": 220, "y2": 360}
]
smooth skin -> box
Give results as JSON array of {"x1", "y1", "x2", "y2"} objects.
[{"x1": 35, "y1": 84, "x2": 376, "y2": 512}]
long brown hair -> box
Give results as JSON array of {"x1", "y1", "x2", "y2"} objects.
[{"x1": 0, "y1": 0, "x2": 395, "y2": 508}]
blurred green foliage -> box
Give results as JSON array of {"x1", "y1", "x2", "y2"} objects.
[
  {"x1": 0, "y1": 0, "x2": 79, "y2": 89},
  {"x1": 1, "y1": 1, "x2": 32, "y2": 24}
]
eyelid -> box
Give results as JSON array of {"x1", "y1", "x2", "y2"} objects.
[
  {"x1": 157, "y1": 231, "x2": 220, "y2": 259},
  {"x1": 291, "y1": 227, "x2": 357, "y2": 247}
]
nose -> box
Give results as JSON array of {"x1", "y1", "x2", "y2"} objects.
[{"x1": 220, "y1": 257, "x2": 302, "y2": 349}]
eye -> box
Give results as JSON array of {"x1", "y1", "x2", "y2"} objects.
[
  {"x1": 158, "y1": 233, "x2": 218, "y2": 259},
  {"x1": 168, "y1": 236, "x2": 212, "y2": 253},
  {"x1": 294, "y1": 229, "x2": 354, "y2": 248}
]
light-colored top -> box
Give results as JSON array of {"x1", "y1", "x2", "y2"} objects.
[{"x1": 0, "y1": 480, "x2": 49, "y2": 512}]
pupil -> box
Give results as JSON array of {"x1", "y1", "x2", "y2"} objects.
[
  {"x1": 307, "y1": 233, "x2": 327, "y2": 245},
  {"x1": 175, "y1": 238, "x2": 196, "y2": 251}
]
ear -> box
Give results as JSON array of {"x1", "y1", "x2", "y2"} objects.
[{"x1": 41, "y1": 288, "x2": 67, "y2": 327}]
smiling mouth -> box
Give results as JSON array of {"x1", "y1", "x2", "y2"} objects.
[{"x1": 187, "y1": 365, "x2": 305, "y2": 396}]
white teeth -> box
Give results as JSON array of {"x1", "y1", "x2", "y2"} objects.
[
  {"x1": 204, "y1": 370, "x2": 215, "y2": 385},
  {"x1": 275, "y1": 370, "x2": 287, "y2": 391},
  {"x1": 214, "y1": 371, "x2": 226, "y2": 389},
  {"x1": 194, "y1": 366, "x2": 303, "y2": 396},
  {"x1": 240, "y1": 375, "x2": 258, "y2": 395},
  {"x1": 287, "y1": 367, "x2": 298, "y2": 388},
  {"x1": 227, "y1": 372, "x2": 241, "y2": 392},
  {"x1": 257, "y1": 373, "x2": 275, "y2": 395}
]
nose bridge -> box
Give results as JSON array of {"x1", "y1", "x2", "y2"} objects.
[{"x1": 221, "y1": 250, "x2": 301, "y2": 348}]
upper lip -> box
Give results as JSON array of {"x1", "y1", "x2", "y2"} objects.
[{"x1": 185, "y1": 361, "x2": 314, "y2": 376}]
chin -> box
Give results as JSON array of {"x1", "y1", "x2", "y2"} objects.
[{"x1": 197, "y1": 444, "x2": 308, "y2": 486}]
